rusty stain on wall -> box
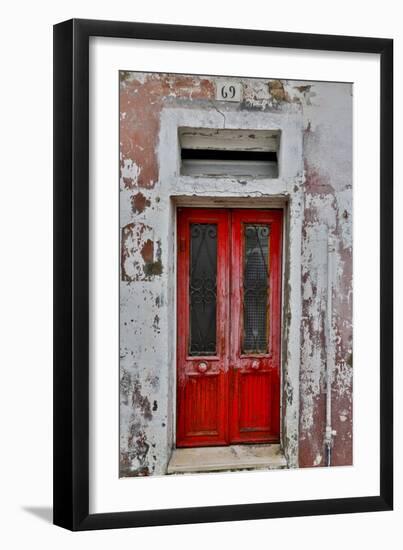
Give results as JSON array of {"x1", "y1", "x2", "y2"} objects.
[
  {"x1": 132, "y1": 191, "x2": 151, "y2": 213},
  {"x1": 268, "y1": 80, "x2": 290, "y2": 103}
]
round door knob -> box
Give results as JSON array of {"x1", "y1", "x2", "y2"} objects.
[
  {"x1": 198, "y1": 362, "x2": 208, "y2": 373},
  {"x1": 251, "y1": 360, "x2": 260, "y2": 370}
]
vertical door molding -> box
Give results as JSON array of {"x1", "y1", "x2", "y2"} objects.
[{"x1": 281, "y1": 189, "x2": 304, "y2": 468}]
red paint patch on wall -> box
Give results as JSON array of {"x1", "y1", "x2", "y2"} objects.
[
  {"x1": 132, "y1": 192, "x2": 151, "y2": 213},
  {"x1": 304, "y1": 161, "x2": 334, "y2": 195},
  {"x1": 120, "y1": 73, "x2": 215, "y2": 189},
  {"x1": 299, "y1": 393, "x2": 326, "y2": 467},
  {"x1": 140, "y1": 239, "x2": 154, "y2": 264},
  {"x1": 331, "y1": 392, "x2": 353, "y2": 466}
]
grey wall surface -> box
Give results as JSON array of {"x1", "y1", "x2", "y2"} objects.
[{"x1": 119, "y1": 72, "x2": 352, "y2": 476}]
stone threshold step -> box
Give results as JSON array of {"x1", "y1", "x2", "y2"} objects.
[{"x1": 167, "y1": 443, "x2": 288, "y2": 474}]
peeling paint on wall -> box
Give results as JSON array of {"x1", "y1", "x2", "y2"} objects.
[
  {"x1": 120, "y1": 73, "x2": 215, "y2": 190},
  {"x1": 132, "y1": 191, "x2": 151, "y2": 214},
  {"x1": 119, "y1": 72, "x2": 353, "y2": 475},
  {"x1": 121, "y1": 223, "x2": 163, "y2": 281},
  {"x1": 268, "y1": 80, "x2": 290, "y2": 103}
]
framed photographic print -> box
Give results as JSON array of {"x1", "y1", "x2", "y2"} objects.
[{"x1": 53, "y1": 19, "x2": 393, "y2": 530}]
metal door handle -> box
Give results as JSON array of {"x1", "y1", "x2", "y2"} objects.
[{"x1": 198, "y1": 362, "x2": 208, "y2": 373}]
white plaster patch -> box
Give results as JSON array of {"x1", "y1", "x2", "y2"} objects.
[
  {"x1": 313, "y1": 453, "x2": 322, "y2": 466},
  {"x1": 120, "y1": 157, "x2": 141, "y2": 187},
  {"x1": 121, "y1": 222, "x2": 153, "y2": 281}
]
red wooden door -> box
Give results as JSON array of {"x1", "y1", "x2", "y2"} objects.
[{"x1": 176, "y1": 208, "x2": 282, "y2": 448}]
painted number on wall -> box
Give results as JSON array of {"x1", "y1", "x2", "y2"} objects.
[{"x1": 216, "y1": 81, "x2": 243, "y2": 102}]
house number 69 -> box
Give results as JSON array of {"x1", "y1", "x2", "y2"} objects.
[
  {"x1": 216, "y1": 81, "x2": 242, "y2": 102},
  {"x1": 221, "y1": 85, "x2": 236, "y2": 99}
]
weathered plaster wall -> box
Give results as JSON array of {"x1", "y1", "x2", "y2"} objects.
[
  {"x1": 120, "y1": 74, "x2": 216, "y2": 476},
  {"x1": 119, "y1": 72, "x2": 352, "y2": 476},
  {"x1": 299, "y1": 82, "x2": 353, "y2": 467}
]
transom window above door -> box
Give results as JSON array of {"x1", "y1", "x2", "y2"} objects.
[{"x1": 178, "y1": 128, "x2": 280, "y2": 178}]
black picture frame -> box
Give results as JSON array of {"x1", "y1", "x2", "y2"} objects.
[{"x1": 53, "y1": 18, "x2": 393, "y2": 531}]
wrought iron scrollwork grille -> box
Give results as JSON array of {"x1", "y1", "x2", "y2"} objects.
[
  {"x1": 189, "y1": 224, "x2": 217, "y2": 355},
  {"x1": 242, "y1": 224, "x2": 270, "y2": 353}
]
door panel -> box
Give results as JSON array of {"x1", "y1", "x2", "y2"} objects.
[
  {"x1": 176, "y1": 209, "x2": 229, "y2": 447},
  {"x1": 229, "y1": 210, "x2": 282, "y2": 444},
  {"x1": 183, "y1": 373, "x2": 221, "y2": 436},
  {"x1": 238, "y1": 371, "x2": 272, "y2": 432},
  {"x1": 177, "y1": 208, "x2": 282, "y2": 448}
]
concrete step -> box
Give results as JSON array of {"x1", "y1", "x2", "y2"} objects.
[{"x1": 167, "y1": 443, "x2": 288, "y2": 474}]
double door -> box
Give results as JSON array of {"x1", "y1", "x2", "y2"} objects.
[{"x1": 176, "y1": 208, "x2": 282, "y2": 447}]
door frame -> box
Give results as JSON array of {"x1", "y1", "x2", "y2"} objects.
[{"x1": 159, "y1": 101, "x2": 305, "y2": 470}]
